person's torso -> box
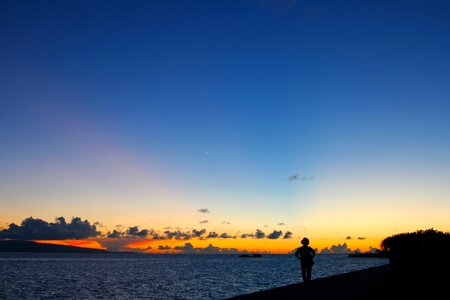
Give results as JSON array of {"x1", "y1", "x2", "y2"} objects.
[{"x1": 299, "y1": 246, "x2": 313, "y2": 259}]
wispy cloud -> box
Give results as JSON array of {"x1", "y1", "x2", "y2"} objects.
[
  {"x1": 198, "y1": 208, "x2": 210, "y2": 214},
  {"x1": 288, "y1": 174, "x2": 314, "y2": 181}
]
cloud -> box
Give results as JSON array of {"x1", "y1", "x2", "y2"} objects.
[
  {"x1": 134, "y1": 228, "x2": 237, "y2": 241},
  {"x1": 330, "y1": 243, "x2": 352, "y2": 253},
  {"x1": 94, "y1": 222, "x2": 104, "y2": 228},
  {"x1": 199, "y1": 244, "x2": 221, "y2": 254},
  {"x1": 277, "y1": 223, "x2": 286, "y2": 226},
  {"x1": 220, "y1": 247, "x2": 241, "y2": 254},
  {"x1": 358, "y1": 237, "x2": 366, "y2": 240},
  {"x1": 346, "y1": 236, "x2": 352, "y2": 240},
  {"x1": 289, "y1": 174, "x2": 314, "y2": 181},
  {"x1": 288, "y1": 174, "x2": 298, "y2": 180},
  {"x1": 101, "y1": 227, "x2": 163, "y2": 251},
  {"x1": 158, "y1": 245, "x2": 171, "y2": 250},
  {"x1": 207, "y1": 232, "x2": 219, "y2": 238},
  {"x1": 240, "y1": 233, "x2": 254, "y2": 239},
  {"x1": 240, "y1": 229, "x2": 292, "y2": 240},
  {"x1": 255, "y1": 229, "x2": 265, "y2": 239},
  {"x1": 174, "y1": 242, "x2": 195, "y2": 253},
  {"x1": 192, "y1": 229, "x2": 206, "y2": 238},
  {"x1": 199, "y1": 220, "x2": 209, "y2": 224},
  {"x1": 267, "y1": 230, "x2": 283, "y2": 239},
  {"x1": 150, "y1": 232, "x2": 166, "y2": 240},
  {"x1": 162, "y1": 228, "x2": 211, "y2": 240},
  {"x1": 283, "y1": 231, "x2": 293, "y2": 239},
  {"x1": 369, "y1": 246, "x2": 380, "y2": 253},
  {"x1": 222, "y1": 221, "x2": 230, "y2": 224},
  {"x1": 320, "y1": 244, "x2": 352, "y2": 254},
  {"x1": 106, "y1": 226, "x2": 158, "y2": 239},
  {"x1": 0, "y1": 217, "x2": 100, "y2": 240},
  {"x1": 219, "y1": 233, "x2": 235, "y2": 239},
  {"x1": 107, "y1": 230, "x2": 122, "y2": 238},
  {"x1": 197, "y1": 208, "x2": 210, "y2": 214},
  {"x1": 164, "y1": 230, "x2": 191, "y2": 240},
  {"x1": 98, "y1": 237, "x2": 134, "y2": 252},
  {"x1": 320, "y1": 247, "x2": 332, "y2": 254},
  {"x1": 126, "y1": 226, "x2": 149, "y2": 237},
  {"x1": 2, "y1": 217, "x2": 307, "y2": 253},
  {"x1": 173, "y1": 243, "x2": 247, "y2": 254}
]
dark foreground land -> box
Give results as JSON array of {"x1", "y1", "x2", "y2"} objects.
[{"x1": 227, "y1": 264, "x2": 446, "y2": 299}]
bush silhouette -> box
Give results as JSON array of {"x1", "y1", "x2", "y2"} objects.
[{"x1": 381, "y1": 228, "x2": 450, "y2": 289}]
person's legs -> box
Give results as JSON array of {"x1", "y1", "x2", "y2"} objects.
[
  {"x1": 306, "y1": 266, "x2": 312, "y2": 281},
  {"x1": 301, "y1": 264, "x2": 307, "y2": 282}
]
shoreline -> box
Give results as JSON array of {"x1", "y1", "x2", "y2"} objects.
[{"x1": 225, "y1": 263, "x2": 427, "y2": 299}]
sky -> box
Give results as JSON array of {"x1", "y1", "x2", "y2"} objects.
[{"x1": 1, "y1": 0, "x2": 450, "y2": 254}]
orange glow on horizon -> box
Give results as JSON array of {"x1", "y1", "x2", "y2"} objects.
[
  {"x1": 123, "y1": 236, "x2": 383, "y2": 254},
  {"x1": 32, "y1": 232, "x2": 394, "y2": 254},
  {"x1": 34, "y1": 240, "x2": 106, "y2": 250}
]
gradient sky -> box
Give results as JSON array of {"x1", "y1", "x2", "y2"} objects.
[{"x1": 1, "y1": 0, "x2": 450, "y2": 253}]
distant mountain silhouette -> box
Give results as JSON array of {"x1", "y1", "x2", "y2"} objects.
[
  {"x1": 0, "y1": 240, "x2": 109, "y2": 253},
  {"x1": 239, "y1": 254, "x2": 262, "y2": 258}
]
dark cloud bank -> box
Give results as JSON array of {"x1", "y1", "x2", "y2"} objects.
[
  {"x1": 1, "y1": 217, "x2": 294, "y2": 245},
  {"x1": 0, "y1": 217, "x2": 100, "y2": 240}
]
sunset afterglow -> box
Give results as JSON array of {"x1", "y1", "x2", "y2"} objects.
[{"x1": 1, "y1": 0, "x2": 450, "y2": 255}]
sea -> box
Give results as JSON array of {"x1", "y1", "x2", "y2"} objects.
[{"x1": 0, "y1": 253, "x2": 389, "y2": 299}]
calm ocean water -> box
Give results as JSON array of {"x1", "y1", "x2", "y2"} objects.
[{"x1": 0, "y1": 253, "x2": 388, "y2": 299}]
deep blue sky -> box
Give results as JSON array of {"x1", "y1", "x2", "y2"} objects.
[{"x1": 1, "y1": 1, "x2": 450, "y2": 243}]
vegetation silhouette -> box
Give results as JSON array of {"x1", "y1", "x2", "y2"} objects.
[
  {"x1": 294, "y1": 237, "x2": 316, "y2": 283},
  {"x1": 381, "y1": 228, "x2": 450, "y2": 295}
]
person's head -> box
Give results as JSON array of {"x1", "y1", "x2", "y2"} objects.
[{"x1": 301, "y1": 237, "x2": 309, "y2": 246}]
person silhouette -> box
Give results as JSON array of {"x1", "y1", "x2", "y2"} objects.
[{"x1": 294, "y1": 237, "x2": 316, "y2": 283}]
